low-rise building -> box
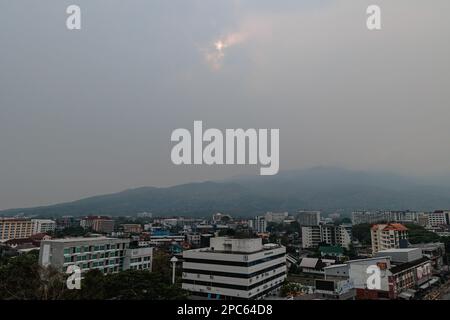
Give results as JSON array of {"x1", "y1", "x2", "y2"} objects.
[
  {"x1": 186, "y1": 233, "x2": 201, "y2": 247},
  {"x1": 410, "y1": 243, "x2": 446, "y2": 271},
  {"x1": 330, "y1": 248, "x2": 436, "y2": 299},
  {"x1": 147, "y1": 230, "x2": 185, "y2": 246},
  {"x1": 122, "y1": 224, "x2": 142, "y2": 234},
  {"x1": 123, "y1": 246, "x2": 153, "y2": 271},
  {"x1": 299, "y1": 257, "x2": 336, "y2": 275},
  {"x1": 315, "y1": 265, "x2": 355, "y2": 300}
]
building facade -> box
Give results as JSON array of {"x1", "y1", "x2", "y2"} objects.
[
  {"x1": 80, "y1": 216, "x2": 114, "y2": 233},
  {"x1": 123, "y1": 246, "x2": 153, "y2": 271},
  {"x1": 371, "y1": 223, "x2": 409, "y2": 254},
  {"x1": 39, "y1": 236, "x2": 153, "y2": 275},
  {"x1": 265, "y1": 212, "x2": 288, "y2": 224},
  {"x1": 31, "y1": 219, "x2": 56, "y2": 235},
  {"x1": 182, "y1": 237, "x2": 286, "y2": 300},
  {"x1": 352, "y1": 211, "x2": 418, "y2": 225},
  {"x1": 0, "y1": 218, "x2": 33, "y2": 242},
  {"x1": 252, "y1": 216, "x2": 267, "y2": 233},
  {"x1": 424, "y1": 211, "x2": 447, "y2": 227},
  {"x1": 302, "y1": 224, "x2": 352, "y2": 249},
  {"x1": 297, "y1": 211, "x2": 321, "y2": 226},
  {"x1": 122, "y1": 224, "x2": 142, "y2": 234},
  {"x1": 302, "y1": 226, "x2": 322, "y2": 249}
]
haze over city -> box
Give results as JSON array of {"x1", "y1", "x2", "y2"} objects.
[{"x1": 1, "y1": 0, "x2": 449, "y2": 210}]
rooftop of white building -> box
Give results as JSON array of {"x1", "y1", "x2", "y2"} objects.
[
  {"x1": 190, "y1": 237, "x2": 283, "y2": 254},
  {"x1": 43, "y1": 236, "x2": 123, "y2": 243}
]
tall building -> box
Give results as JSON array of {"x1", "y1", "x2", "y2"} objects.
[
  {"x1": 336, "y1": 224, "x2": 353, "y2": 249},
  {"x1": 80, "y1": 216, "x2": 114, "y2": 233},
  {"x1": 264, "y1": 212, "x2": 288, "y2": 224},
  {"x1": 0, "y1": 218, "x2": 33, "y2": 241},
  {"x1": 39, "y1": 237, "x2": 152, "y2": 275},
  {"x1": 301, "y1": 225, "x2": 321, "y2": 249},
  {"x1": 371, "y1": 223, "x2": 409, "y2": 254},
  {"x1": 417, "y1": 214, "x2": 429, "y2": 227},
  {"x1": 302, "y1": 224, "x2": 352, "y2": 249},
  {"x1": 297, "y1": 211, "x2": 321, "y2": 226},
  {"x1": 182, "y1": 237, "x2": 286, "y2": 300},
  {"x1": 252, "y1": 216, "x2": 267, "y2": 233},
  {"x1": 31, "y1": 219, "x2": 56, "y2": 235},
  {"x1": 56, "y1": 216, "x2": 78, "y2": 230},
  {"x1": 424, "y1": 211, "x2": 447, "y2": 227}
]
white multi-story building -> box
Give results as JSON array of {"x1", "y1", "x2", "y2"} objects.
[
  {"x1": 252, "y1": 216, "x2": 267, "y2": 233},
  {"x1": 182, "y1": 237, "x2": 286, "y2": 300},
  {"x1": 371, "y1": 223, "x2": 409, "y2": 254},
  {"x1": 302, "y1": 226, "x2": 322, "y2": 249},
  {"x1": 298, "y1": 211, "x2": 321, "y2": 226},
  {"x1": 31, "y1": 219, "x2": 56, "y2": 234},
  {"x1": 123, "y1": 246, "x2": 153, "y2": 271},
  {"x1": 336, "y1": 224, "x2": 353, "y2": 249},
  {"x1": 352, "y1": 211, "x2": 418, "y2": 225},
  {"x1": 265, "y1": 212, "x2": 288, "y2": 224},
  {"x1": 186, "y1": 233, "x2": 201, "y2": 247},
  {"x1": 424, "y1": 211, "x2": 447, "y2": 227},
  {"x1": 39, "y1": 237, "x2": 153, "y2": 275},
  {"x1": 302, "y1": 224, "x2": 352, "y2": 249}
]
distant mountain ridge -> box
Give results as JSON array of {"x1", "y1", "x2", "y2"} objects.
[{"x1": 2, "y1": 167, "x2": 450, "y2": 217}]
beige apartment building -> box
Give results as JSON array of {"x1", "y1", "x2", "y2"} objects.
[
  {"x1": 0, "y1": 218, "x2": 33, "y2": 242},
  {"x1": 371, "y1": 223, "x2": 409, "y2": 254}
]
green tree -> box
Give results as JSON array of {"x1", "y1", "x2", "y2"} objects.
[
  {"x1": 0, "y1": 252, "x2": 66, "y2": 300},
  {"x1": 404, "y1": 223, "x2": 441, "y2": 244},
  {"x1": 352, "y1": 223, "x2": 372, "y2": 245}
]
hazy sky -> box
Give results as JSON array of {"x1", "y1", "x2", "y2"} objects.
[{"x1": 1, "y1": 0, "x2": 449, "y2": 209}]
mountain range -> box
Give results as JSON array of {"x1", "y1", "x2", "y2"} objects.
[{"x1": 2, "y1": 167, "x2": 450, "y2": 217}]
